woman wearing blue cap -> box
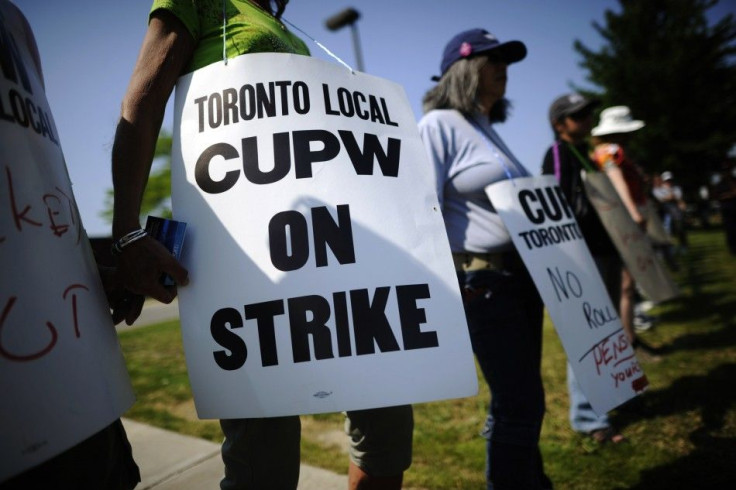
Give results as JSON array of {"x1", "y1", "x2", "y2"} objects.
[{"x1": 419, "y1": 29, "x2": 552, "y2": 489}]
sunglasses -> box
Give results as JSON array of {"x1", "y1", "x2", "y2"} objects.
[{"x1": 567, "y1": 108, "x2": 594, "y2": 121}]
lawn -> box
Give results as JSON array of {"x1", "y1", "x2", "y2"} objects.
[{"x1": 119, "y1": 227, "x2": 736, "y2": 489}]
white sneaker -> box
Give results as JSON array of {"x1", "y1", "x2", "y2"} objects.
[
  {"x1": 634, "y1": 313, "x2": 656, "y2": 332},
  {"x1": 635, "y1": 301, "x2": 656, "y2": 314}
]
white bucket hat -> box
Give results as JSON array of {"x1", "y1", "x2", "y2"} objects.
[{"x1": 591, "y1": 106, "x2": 645, "y2": 136}]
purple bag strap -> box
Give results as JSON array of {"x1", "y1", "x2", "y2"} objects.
[{"x1": 552, "y1": 141, "x2": 561, "y2": 182}]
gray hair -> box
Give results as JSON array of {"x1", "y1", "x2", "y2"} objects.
[{"x1": 422, "y1": 56, "x2": 510, "y2": 123}]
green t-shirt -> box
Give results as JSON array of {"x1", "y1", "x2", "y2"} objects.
[{"x1": 151, "y1": 0, "x2": 310, "y2": 73}]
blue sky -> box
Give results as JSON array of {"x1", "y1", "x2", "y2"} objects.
[{"x1": 15, "y1": 0, "x2": 734, "y2": 237}]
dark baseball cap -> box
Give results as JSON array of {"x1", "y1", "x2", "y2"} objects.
[
  {"x1": 548, "y1": 93, "x2": 600, "y2": 124},
  {"x1": 434, "y1": 28, "x2": 527, "y2": 80}
]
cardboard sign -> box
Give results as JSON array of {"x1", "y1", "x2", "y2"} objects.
[
  {"x1": 487, "y1": 176, "x2": 647, "y2": 414},
  {"x1": 171, "y1": 53, "x2": 477, "y2": 419},
  {"x1": 583, "y1": 172, "x2": 679, "y2": 303},
  {"x1": 643, "y1": 200, "x2": 674, "y2": 246},
  {"x1": 0, "y1": 15, "x2": 134, "y2": 482}
]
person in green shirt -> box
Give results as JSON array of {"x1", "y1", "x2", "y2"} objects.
[{"x1": 110, "y1": 1, "x2": 412, "y2": 489}]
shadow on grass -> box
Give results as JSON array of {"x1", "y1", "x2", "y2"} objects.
[
  {"x1": 653, "y1": 230, "x2": 736, "y2": 352},
  {"x1": 656, "y1": 288, "x2": 736, "y2": 325},
  {"x1": 620, "y1": 431, "x2": 736, "y2": 489},
  {"x1": 610, "y1": 230, "x2": 736, "y2": 487},
  {"x1": 612, "y1": 363, "x2": 736, "y2": 489},
  {"x1": 657, "y1": 319, "x2": 736, "y2": 355}
]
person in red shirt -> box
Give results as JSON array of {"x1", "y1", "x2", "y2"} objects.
[{"x1": 591, "y1": 106, "x2": 659, "y2": 356}]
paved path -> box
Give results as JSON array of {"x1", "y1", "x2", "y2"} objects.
[
  {"x1": 121, "y1": 301, "x2": 348, "y2": 489},
  {"x1": 123, "y1": 419, "x2": 347, "y2": 489}
]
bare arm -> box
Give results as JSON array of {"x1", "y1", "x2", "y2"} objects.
[
  {"x1": 605, "y1": 165, "x2": 646, "y2": 226},
  {"x1": 111, "y1": 10, "x2": 194, "y2": 312},
  {"x1": 113, "y1": 10, "x2": 194, "y2": 237}
]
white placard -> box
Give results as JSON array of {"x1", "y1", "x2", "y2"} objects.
[
  {"x1": 487, "y1": 176, "x2": 648, "y2": 414},
  {"x1": 0, "y1": 18, "x2": 135, "y2": 482},
  {"x1": 171, "y1": 53, "x2": 477, "y2": 418}
]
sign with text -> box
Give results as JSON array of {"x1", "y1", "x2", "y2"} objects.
[
  {"x1": 171, "y1": 53, "x2": 477, "y2": 418},
  {"x1": 487, "y1": 176, "x2": 647, "y2": 414},
  {"x1": 583, "y1": 173, "x2": 679, "y2": 303},
  {"x1": 0, "y1": 15, "x2": 134, "y2": 482}
]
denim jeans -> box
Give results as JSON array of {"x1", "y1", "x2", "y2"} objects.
[
  {"x1": 566, "y1": 255, "x2": 619, "y2": 434},
  {"x1": 567, "y1": 363, "x2": 610, "y2": 433},
  {"x1": 459, "y1": 265, "x2": 551, "y2": 490}
]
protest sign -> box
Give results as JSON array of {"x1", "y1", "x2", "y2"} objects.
[
  {"x1": 644, "y1": 200, "x2": 674, "y2": 246},
  {"x1": 583, "y1": 172, "x2": 679, "y2": 303},
  {"x1": 0, "y1": 23, "x2": 134, "y2": 481},
  {"x1": 171, "y1": 53, "x2": 477, "y2": 419},
  {"x1": 487, "y1": 176, "x2": 647, "y2": 415}
]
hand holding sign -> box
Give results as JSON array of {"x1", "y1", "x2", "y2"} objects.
[{"x1": 115, "y1": 234, "x2": 189, "y2": 306}]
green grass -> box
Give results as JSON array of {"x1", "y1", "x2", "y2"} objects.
[{"x1": 119, "y1": 227, "x2": 736, "y2": 489}]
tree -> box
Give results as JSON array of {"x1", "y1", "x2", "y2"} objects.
[
  {"x1": 574, "y1": 0, "x2": 736, "y2": 195},
  {"x1": 101, "y1": 131, "x2": 173, "y2": 224}
]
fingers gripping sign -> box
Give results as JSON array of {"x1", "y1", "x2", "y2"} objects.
[{"x1": 117, "y1": 234, "x2": 189, "y2": 304}]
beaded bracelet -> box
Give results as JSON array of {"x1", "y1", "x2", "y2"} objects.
[{"x1": 111, "y1": 228, "x2": 148, "y2": 255}]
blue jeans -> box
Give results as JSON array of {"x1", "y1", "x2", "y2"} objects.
[
  {"x1": 566, "y1": 255, "x2": 620, "y2": 434},
  {"x1": 459, "y1": 264, "x2": 550, "y2": 490},
  {"x1": 567, "y1": 363, "x2": 610, "y2": 433}
]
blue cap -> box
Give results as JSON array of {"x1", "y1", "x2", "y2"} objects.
[{"x1": 436, "y1": 28, "x2": 527, "y2": 79}]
